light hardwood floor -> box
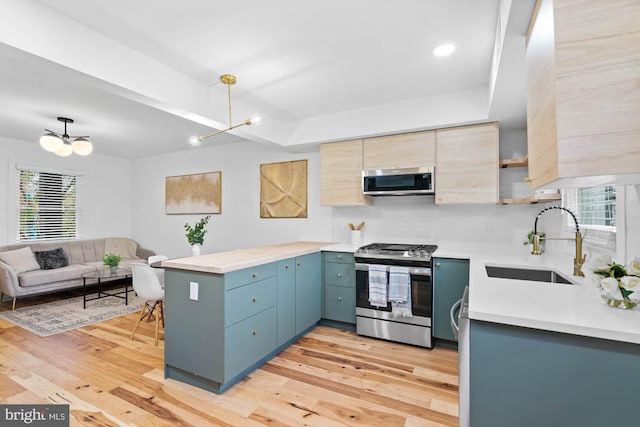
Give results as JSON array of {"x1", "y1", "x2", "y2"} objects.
[{"x1": 0, "y1": 293, "x2": 459, "y2": 426}]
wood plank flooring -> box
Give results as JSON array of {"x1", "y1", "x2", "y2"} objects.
[{"x1": 0, "y1": 293, "x2": 459, "y2": 426}]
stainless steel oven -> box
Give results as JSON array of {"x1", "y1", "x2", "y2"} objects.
[{"x1": 354, "y1": 243, "x2": 437, "y2": 348}]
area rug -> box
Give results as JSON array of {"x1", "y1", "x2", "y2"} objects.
[{"x1": 0, "y1": 294, "x2": 143, "y2": 337}]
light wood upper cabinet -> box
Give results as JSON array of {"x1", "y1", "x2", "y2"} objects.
[
  {"x1": 525, "y1": 0, "x2": 640, "y2": 189},
  {"x1": 435, "y1": 122, "x2": 499, "y2": 204},
  {"x1": 363, "y1": 131, "x2": 435, "y2": 170},
  {"x1": 320, "y1": 140, "x2": 371, "y2": 206}
]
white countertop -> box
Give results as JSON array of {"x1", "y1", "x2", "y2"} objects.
[
  {"x1": 435, "y1": 242, "x2": 640, "y2": 345},
  {"x1": 161, "y1": 241, "x2": 334, "y2": 274}
]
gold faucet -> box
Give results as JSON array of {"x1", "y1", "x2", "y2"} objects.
[{"x1": 531, "y1": 206, "x2": 586, "y2": 277}]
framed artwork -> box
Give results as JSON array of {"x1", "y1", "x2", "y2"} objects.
[
  {"x1": 260, "y1": 159, "x2": 307, "y2": 218},
  {"x1": 165, "y1": 171, "x2": 222, "y2": 214}
]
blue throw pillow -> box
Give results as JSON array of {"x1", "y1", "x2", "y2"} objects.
[{"x1": 34, "y1": 248, "x2": 69, "y2": 270}]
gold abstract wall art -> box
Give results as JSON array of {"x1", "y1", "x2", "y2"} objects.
[
  {"x1": 260, "y1": 159, "x2": 308, "y2": 218},
  {"x1": 165, "y1": 171, "x2": 222, "y2": 214}
]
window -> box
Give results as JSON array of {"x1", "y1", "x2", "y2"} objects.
[
  {"x1": 16, "y1": 166, "x2": 86, "y2": 241},
  {"x1": 563, "y1": 185, "x2": 616, "y2": 228}
]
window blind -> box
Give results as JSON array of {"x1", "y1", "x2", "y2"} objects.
[
  {"x1": 16, "y1": 167, "x2": 86, "y2": 241},
  {"x1": 564, "y1": 185, "x2": 616, "y2": 228}
]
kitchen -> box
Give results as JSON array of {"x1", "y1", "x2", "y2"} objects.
[{"x1": 0, "y1": 0, "x2": 639, "y2": 426}]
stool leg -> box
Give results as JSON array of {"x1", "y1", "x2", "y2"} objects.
[
  {"x1": 130, "y1": 302, "x2": 148, "y2": 340},
  {"x1": 154, "y1": 303, "x2": 160, "y2": 346}
]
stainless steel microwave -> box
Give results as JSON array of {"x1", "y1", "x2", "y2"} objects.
[{"x1": 362, "y1": 167, "x2": 434, "y2": 196}]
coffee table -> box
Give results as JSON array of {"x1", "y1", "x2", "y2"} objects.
[{"x1": 81, "y1": 268, "x2": 133, "y2": 309}]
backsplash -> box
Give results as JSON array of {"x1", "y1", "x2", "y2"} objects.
[{"x1": 331, "y1": 196, "x2": 543, "y2": 246}]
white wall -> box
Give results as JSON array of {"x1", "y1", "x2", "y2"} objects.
[
  {"x1": 5, "y1": 133, "x2": 635, "y2": 265},
  {"x1": 131, "y1": 141, "x2": 333, "y2": 258},
  {"x1": 0, "y1": 136, "x2": 133, "y2": 246}
]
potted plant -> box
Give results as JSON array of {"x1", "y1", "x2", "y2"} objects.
[
  {"x1": 184, "y1": 215, "x2": 211, "y2": 256},
  {"x1": 103, "y1": 253, "x2": 122, "y2": 274}
]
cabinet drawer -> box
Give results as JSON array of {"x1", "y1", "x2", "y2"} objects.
[
  {"x1": 324, "y1": 262, "x2": 355, "y2": 287},
  {"x1": 225, "y1": 262, "x2": 277, "y2": 290},
  {"x1": 323, "y1": 285, "x2": 356, "y2": 324},
  {"x1": 324, "y1": 251, "x2": 355, "y2": 264},
  {"x1": 225, "y1": 277, "x2": 276, "y2": 326},
  {"x1": 225, "y1": 307, "x2": 276, "y2": 381}
]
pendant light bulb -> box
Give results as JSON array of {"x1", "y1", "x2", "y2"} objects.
[
  {"x1": 72, "y1": 137, "x2": 93, "y2": 155},
  {"x1": 40, "y1": 132, "x2": 63, "y2": 152},
  {"x1": 55, "y1": 142, "x2": 74, "y2": 157}
]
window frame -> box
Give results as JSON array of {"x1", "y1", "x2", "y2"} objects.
[
  {"x1": 561, "y1": 185, "x2": 618, "y2": 256},
  {"x1": 11, "y1": 161, "x2": 87, "y2": 243}
]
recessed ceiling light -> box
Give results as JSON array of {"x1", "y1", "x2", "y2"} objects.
[
  {"x1": 188, "y1": 135, "x2": 200, "y2": 146},
  {"x1": 432, "y1": 44, "x2": 455, "y2": 57}
]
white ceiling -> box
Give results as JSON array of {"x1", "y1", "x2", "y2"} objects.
[{"x1": 0, "y1": 0, "x2": 536, "y2": 158}]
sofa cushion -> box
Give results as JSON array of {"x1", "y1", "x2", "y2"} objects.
[
  {"x1": 0, "y1": 247, "x2": 41, "y2": 274},
  {"x1": 34, "y1": 248, "x2": 69, "y2": 270},
  {"x1": 18, "y1": 264, "x2": 97, "y2": 288},
  {"x1": 104, "y1": 238, "x2": 138, "y2": 259}
]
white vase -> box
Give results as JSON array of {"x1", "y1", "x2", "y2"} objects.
[{"x1": 191, "y1": 244, "x2": 201, "y2": 257}]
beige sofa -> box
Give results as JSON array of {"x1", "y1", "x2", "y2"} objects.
[{"x1": 0, "y1": 238, "x2": 154, "y2": 309}]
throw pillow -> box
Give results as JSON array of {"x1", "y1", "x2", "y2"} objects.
[
  {"x1": 34, "y1": 248, "x2": 69, "y2": 270},
  {"x1": 0, "y1": 247, "x2": 42, "y2": 274}
]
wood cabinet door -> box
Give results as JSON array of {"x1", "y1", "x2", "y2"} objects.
[
  {"x1": 363, "y1": 130, "x2": 435, "y2": 170},
  {"x1": 435, "y1": 123, "x2": 499, "y2": 204},
  {"x1": 525, "y1": 0, "x2": 559, "y2": 189},
  {"x1": 320, "y1": 139, "x2": 368, "y2": 206}
]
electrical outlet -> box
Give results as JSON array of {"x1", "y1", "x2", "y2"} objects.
[
  {"x1": 485, "y1": 223, "x2": 494, "y2": 233},
  {"x1": 189, "y1": 281, "x2": 199, "y2": 301}
]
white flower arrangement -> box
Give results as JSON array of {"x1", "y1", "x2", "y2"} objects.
[{"x1": 590, "y1": 256, "x2": 640, "y2": 309}]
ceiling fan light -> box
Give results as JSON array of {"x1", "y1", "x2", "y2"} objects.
[
  {"x1": 55, "y1": 142, "x2": 73, "y2": 157},
  {"x1": 40, "y1": 132, "x2": 63, "y2": 152},
  {"x1": 72, "y1": 137, "x2": 93, "y2": 155}
]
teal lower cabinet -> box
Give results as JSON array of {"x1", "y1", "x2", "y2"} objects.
[
  {"x1": 294, "y1": 252, "x2": 322, "y2": 335},
  {"x1": 470, "y1": 320, "x2": 640, "y2": 427},
  {"x1": 276, "y1": 259, "x2": 296, "y2": 347},
  {"x1": 164, "y1": 252, "x2": 323, "y2": 394},
  {"x1": 276, "y1": 252, "x2": 322, "y2": 346},
  {"x1": 321, "y1": 251, "x2": 356, "y2": 326},
  {"x1": 432, "y1": 257, "x2": 469, "y2": 344}
]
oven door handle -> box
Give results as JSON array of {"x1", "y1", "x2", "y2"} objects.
[{"x1": 355, "y1": 263, "x2": 431, "y2": 277}]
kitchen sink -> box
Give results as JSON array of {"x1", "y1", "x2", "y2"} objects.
[{"x1": 485, "y1": 265, "x2": 574, "y2": 284}]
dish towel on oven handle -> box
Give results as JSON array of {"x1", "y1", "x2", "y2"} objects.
[
  {"x1": 389, "y1": 266, "x2": 412, "y2": 317},
  {"x1": 367, "y1": 264, "x2": 388, "y2": 308}
]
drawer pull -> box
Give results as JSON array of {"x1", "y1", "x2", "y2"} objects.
[
  {"x1": 337, "y1": 273, "x2": 343, "y2": 278},
  {"x1": 297, "y1": 261, "x2": 301, "y2": 266},
  {"x1": 285, "y1": 264, "x2": 290, "y2": 269},
  {"x1": 436, "y1": 262, "x2": 441, "y2": 267},
  {"x1": 252, "y1": 273, "x2": 258, "y2": 278},
  {"x1": 252, "y1": 330, "x2": 258, "y2": 336},
  {"x1": 252, "y1": 297, "x2": 258, "y2": 303},
  {"x1": 337, "y1": 296, "x2": 342, "y2": 301},
  {"x1": 337, "y1": 255, "x2": 343, "y2": 259}
]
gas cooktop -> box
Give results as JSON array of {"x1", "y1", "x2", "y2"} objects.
[{"x1": 355, "y1": 242, "x2": 438, "y2": 262}]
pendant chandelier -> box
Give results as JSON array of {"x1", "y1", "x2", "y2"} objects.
[
  {"x1": 40, "y1": 117, "x2": 93, "y2": 156},
  {"x1": 195, "y1": 74, "x2": 261, "y2": 142}
]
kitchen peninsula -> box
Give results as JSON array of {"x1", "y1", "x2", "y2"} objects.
[{"x1": 160, "y1": 241, "x2": 332, "y2": 393}]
